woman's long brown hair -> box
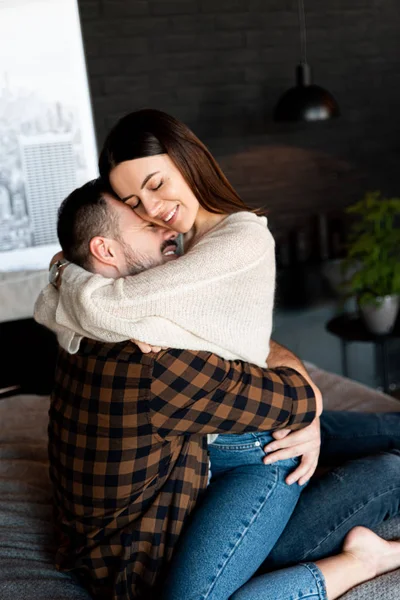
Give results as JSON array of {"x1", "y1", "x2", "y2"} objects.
[{"x1": 98, "y1": 108, "x2": 255, "y2": 215}]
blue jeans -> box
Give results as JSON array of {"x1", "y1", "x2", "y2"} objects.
[{"x1": 162, "y1": 411, "x2": 400, "y2": 600}]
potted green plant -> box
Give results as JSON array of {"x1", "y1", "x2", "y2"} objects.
[{"x1": 342, "y1": 191, "x2": 400, "y2": 335}]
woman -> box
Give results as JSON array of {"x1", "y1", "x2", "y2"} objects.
[{"x1": 37, "y1": 109, "x2": 400, "y2": 600}]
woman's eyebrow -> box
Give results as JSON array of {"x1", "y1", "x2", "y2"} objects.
[
  {"x1": 121, "y1": 171, "x2": 160, "y2": 202},
  {"x1": 141, "y1": 171, "x2": 160, "y2": 189}
]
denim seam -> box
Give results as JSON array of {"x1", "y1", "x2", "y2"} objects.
[
  {"x1": 302, "y1": 485, "x2": 400, "y2": 560},
  {"x1": 201, "y1": 467, "x2": 279, "y2": 600},
  {"x1": 212, "y1": 443, "x2": 262, "y2": 451},
  {"x1": 300, "y1": 562, "x2": 328, "y2": 599}
]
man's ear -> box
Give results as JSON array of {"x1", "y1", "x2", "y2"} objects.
[{"x1": 89, "y1": 236, "x2": 118, "y2": 266}]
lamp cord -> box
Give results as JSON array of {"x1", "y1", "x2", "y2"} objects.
[{"x1": 298, "y1": 0, "x2": 307, "y2": 64}]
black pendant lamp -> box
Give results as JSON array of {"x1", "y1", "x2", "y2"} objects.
[{"x1": 274, "y1": 0, "x2": 340, "y2": 122}]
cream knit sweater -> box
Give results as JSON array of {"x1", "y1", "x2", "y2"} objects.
[{"x1": 34, "y1": 212, "x2": 275, "y2": 369}]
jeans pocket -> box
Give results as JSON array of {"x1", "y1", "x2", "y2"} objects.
[{"x1": 209, "y1": 443, "x2": 268, "y2": 471}]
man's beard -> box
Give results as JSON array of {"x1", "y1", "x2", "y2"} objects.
[{"x1": 121, "y1": 242, "x2": 163, "y2": 276}]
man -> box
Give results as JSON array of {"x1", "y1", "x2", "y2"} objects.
[
  {"x1": 35, "y1": 179, "x2": 319, "y2": 599},
  {"x1": 36, "y1": 180, "x2": 400, "y2": 600}
]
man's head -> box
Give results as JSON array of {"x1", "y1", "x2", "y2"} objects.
[{"x1": 57, "y1": 179, "x2": 179, "y2": 278}]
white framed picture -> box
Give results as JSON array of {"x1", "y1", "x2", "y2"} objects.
[{"x1": 0, "y1": 0, "x2": 98, "y2": 271}]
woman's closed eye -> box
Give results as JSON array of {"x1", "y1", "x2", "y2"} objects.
[
  {"x1": 126, "y1": 198, "x2": 141, "y2": 210},
  {"x1": 149, "y1": 179, "x2": 163, "y2": 191},
  {"x1": 125, "y1": 180, "x2": 164, "y2": 209}
]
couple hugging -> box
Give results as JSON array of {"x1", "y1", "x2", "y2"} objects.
[{"x1": 35, "y1": 109, "x2": 400, "y2": 600}]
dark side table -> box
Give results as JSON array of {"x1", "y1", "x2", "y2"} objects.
[{"x1": 326, "y1": 314, "x2": 400, "y2": 394}]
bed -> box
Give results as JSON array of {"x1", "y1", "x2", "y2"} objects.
[{"x1": 1, "y1": 321, "x2": 400, "y2": 599}]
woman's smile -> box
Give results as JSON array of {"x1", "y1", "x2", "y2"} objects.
[{"x1": 162, "y1": 205, "x2": 179, "y2": 225}]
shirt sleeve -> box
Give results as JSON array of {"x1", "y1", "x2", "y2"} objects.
[{"x1": 149, "y1": 349, "x2": 316, "y2": 439}]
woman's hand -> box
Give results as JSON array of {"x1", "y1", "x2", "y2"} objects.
[
  {"x1": 263, "y1": 417, "x2": 321, "y2": 486},
  {"x1": 131, "y1": 339, "x2": 167, "y2": 353}
]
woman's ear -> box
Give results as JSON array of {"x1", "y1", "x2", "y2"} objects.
[{"x1": 89, "y1": 236, "x2": 118, "y2": 265}]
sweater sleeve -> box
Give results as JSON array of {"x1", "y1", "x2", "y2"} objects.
[{"x1": 34, "y1": 214, "x2": 275, "y2": 355}]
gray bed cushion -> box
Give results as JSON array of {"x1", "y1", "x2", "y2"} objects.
[
  {"x1": 0, "y1": 394, "x2": 91, "y2": 600},
  {"x1": 1, "y1": 367, "x2": 400, "y2": 599}
]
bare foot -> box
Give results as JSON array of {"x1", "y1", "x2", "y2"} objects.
[{"x1": 343, "y1": 526, "x2": 400, "y2": 580}]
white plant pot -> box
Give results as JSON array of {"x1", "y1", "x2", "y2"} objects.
[{"x1": 360, "y1": 294, "x2": 399, "y2": 335}]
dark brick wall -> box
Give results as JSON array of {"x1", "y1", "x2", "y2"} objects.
[{"x1": 78, "y1": 0, "x2": 400, "y2": 241}]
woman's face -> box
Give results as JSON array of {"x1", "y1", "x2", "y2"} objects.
[{"x1": 109, "y1": 154, "x2": 200, "y2": 234}]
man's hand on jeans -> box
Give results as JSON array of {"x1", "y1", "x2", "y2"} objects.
[{"x1": 263, "y1": 417, "x2": 321, "y2": 486}]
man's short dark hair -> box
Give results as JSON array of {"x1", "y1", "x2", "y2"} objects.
[{"x1": 57, "y1": 178, "x2": 119, "y2": 271}]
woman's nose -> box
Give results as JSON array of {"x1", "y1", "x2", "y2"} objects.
[{"x1": 142, "y1": 197, "x2": 162, "y2": 218}]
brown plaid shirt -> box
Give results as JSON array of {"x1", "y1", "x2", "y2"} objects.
[{"x1": 49, "y1": 340, "x2": 316, "y2": 600}]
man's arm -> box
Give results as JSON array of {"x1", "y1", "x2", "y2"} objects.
[
  {"x1": 149, "y1": 349, "x2": 317, "y2": 439},
  {"x1": 268, "y1": 340, "x2": 323, "y2": 415},
  {"x1": 264, "y1": 340, "x2": 322, "y2": 486}
]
